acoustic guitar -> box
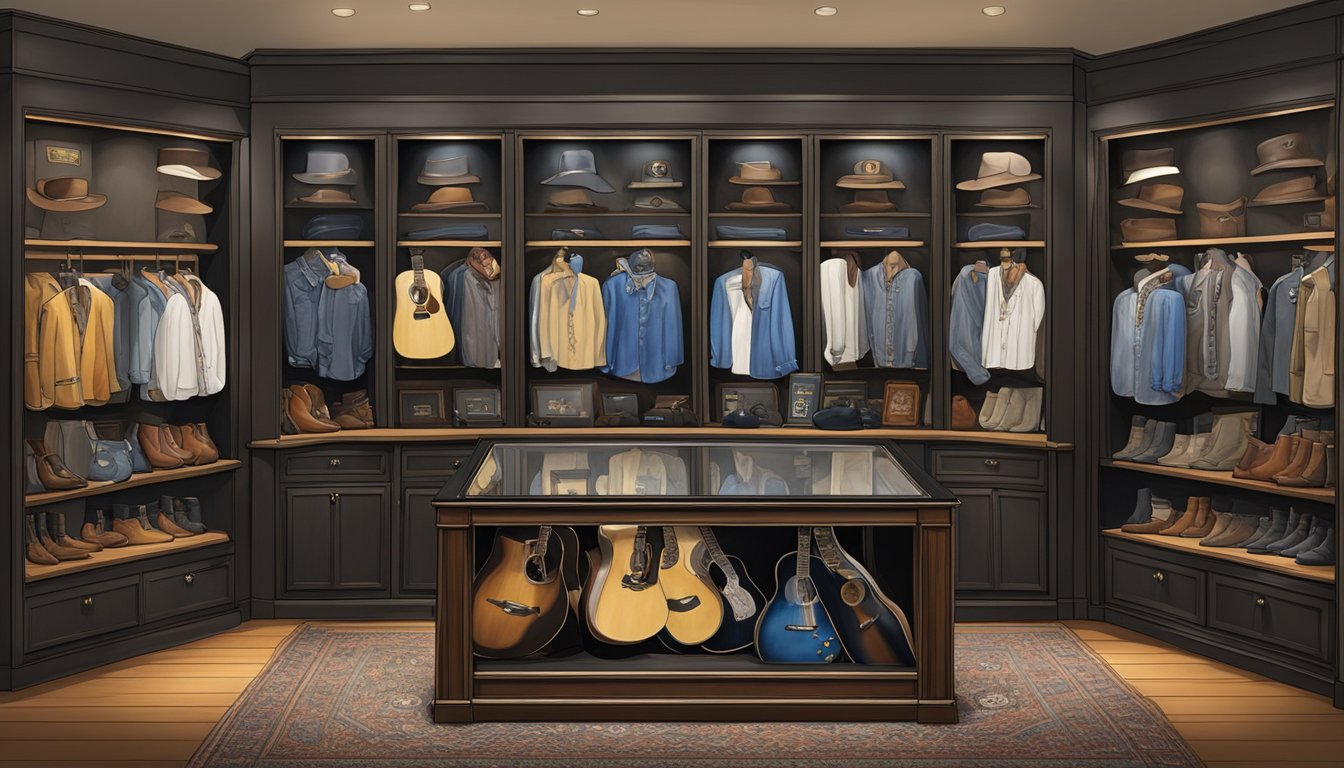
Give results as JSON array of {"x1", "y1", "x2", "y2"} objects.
[
  {"x1": 755, "y1": 527, "x2": 841, "y2": 664},
  {"x1": 392, "y1": 249, "x2": 455, "y2": 359},
  {"x1": 471, "y1": 526, "x2": 570, "y2": 659},
  {"x1": 810, "y1": 526, "x2": 917, "y2": 666},
  {"x1": 688, "y1": 526, "x2": 767, "y2": 654},
  {"x1": 586, "y1": 525, "x2": 669, "y2": 644},
  {"x1": 654, "y1": 527, "x2": 723, "y2": 647}
]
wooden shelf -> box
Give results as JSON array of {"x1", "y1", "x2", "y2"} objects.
[
  {"x1": 708, "y1": 212, "x2": 802, "y2": 218},
  {"x1": 1102, "y1": 529, "x2": 1333, "y2": 584},
  {"x1": 25, "y1": 531, "x2": 231, "y2": 583},
  {"x1": 525, "y1": 239, "x2": 690, "y2": 247},
  {"x1": 708, "y1": 240, "x2": 803, "y2": 247},
  {"x1": 954, "y1": 240, "x2": 1046, "y2": 248},
  {"x1": 251, "y1": 426, "x2": 1072, "y2": 450},
  {"x1": 284, "y1": 204, "x2": 374, "y2": 210},
  {"x1": 820, "y1": 212, "x2": 931, "y2": 218},
  {"x1": 527, "y1": 212, "x2": 688, "y2": 218},
  {"x1": 397, "y1": 240, "x2": 502, "y2": 248},
  {"x1": 1102, "y1": 459, "x2": 1334, "y2": 503},
  {"x1": 1112, "y1": 232, "x2": 1335, "y2": 250},
  {"x1": 24, "y1": 239, "x2": 218, "y2": 253},
  {"x1": 955, "y1": 210, "x2": 1040, "y2": 217},
  {"x1": 283, "y1": 240, "x2": 375, "y2": 248},
  {"x1": 400, "y1": 212, "x2": 502, "y2": 218},
  {"x1": 821, "y1": 240, "x2": 925, "y2": 248},
  {"x1": 1305, "y1": 244, "x2": 1335, "y2": 252},
  {"x1": 24, "y1": 460, "x2": 243, "y2": 508}
]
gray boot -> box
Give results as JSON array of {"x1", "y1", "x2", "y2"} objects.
[
  {"x1": 1006, "y1": 388, "x2": 1043, "y2": 433},
  {"x1": 1295, "y1": 529, "x2": 1335, "y2": 565},
  {"x1": 1264, "y1": 512, "x2": 1312, "y2": 554},
  {"x1": 1132, "y1": 421, "x2": 1176, "y2": 464},
  {"x1": 1190, "y1": 413, "x2": 1250, "y2": 470},
  {"x1": 1278, "y1": 516, "x2": 1327, "y2": 557},
  {"x1": 1115, "y1": 418, "x2": 1156, "y2": 460}
]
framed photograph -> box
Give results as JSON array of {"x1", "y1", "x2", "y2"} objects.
[
  {"x1": 882, "y1": 381, "x2": 922, "y2": 427},
  {"x1": 453, "y1": 387, "x2": 503, "y2": 426},
  {"x1": 822, "y1": 380, "x2": 867, "y2": 408},
  {"x1": 785, "y1": 373, "x2": 823, "y2": 425},
  {"x1": 549, "y1": 468, "x2": 591, "y2": 496},
  {"x1": 530, "y1": 381, "x2": 597, "y2": 426},
  {"x1": 716, "y1": 383, "x2": 779, "y2": 419},
  {"x1": 601, "y1": 393, "x2": 640, "y2": 417},
  {"x1": 397, "y1": 383, "x2": 448, "y2": 426}
]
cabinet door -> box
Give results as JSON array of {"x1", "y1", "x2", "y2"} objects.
[
  {"x1": 400, "y1": 487, "x2": 439, "y2": 594},
  {"x1": 995, "y1": 490, "x2": 1048, "y2": 592},
  {"x1": 953, "y1": 488, "x2": 995, "y2": 591},
  {"x1": 284, "y1": 486, "x2": 390, "y2": 593}
]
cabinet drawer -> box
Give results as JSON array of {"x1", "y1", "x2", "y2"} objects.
[
  {"x1": 1107, "y1": 548, "x2": 1204, "y2": 624},
  {"x1": 1208, "y1": 574, "x2": 1332, "y2": 663},
  {"x1": 932, "y1": 449, "x2": 1045, "y2": 487},
  {"x1": 401, "y1": 447, "x2": 472, "y2": 479},
  {"x1": 143, "y1": 557, "x2": 235, "y2": 624},
  {"x1": 26, "y1": 576, "x2": 140, "y2": 652},
  {"x1": 283, "y1": 448, "x2": 388, "y2": 480}
]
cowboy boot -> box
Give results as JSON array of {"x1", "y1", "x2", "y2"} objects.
[
  {"x1": 25, "y1": 438, "x2": 87, "y2": 490},
  {"x1": 156, "y1": 495, "x2": 197, "y2": 538},
  {"x1": 1157, "y1": 497, "x2": 1203, "y2": 536},
  {"x1": 159, "y1": 427, "x2": 196, "y2": 463},
  {"x1": 165, "y1": 426, "x2": 199, "y2": 465},
  {"x1": 1123, "y1": 488, "x2": 1154, "y2": 526},
  {"x1": 1121, "y1": 494, "x2": 1176, "y2": 533},
  {"x1": 1005, "y1": 387, "x2": 1043, "y2": 433},
  {"x1": 81, "y1": 509, "x2": 129, "y2": 548},
  {"x1": 1270, "y1": 437, "x2": 1313, "y2": 484},
  {"x1": 280, "y1": 389, "x2": 300, "y2": 435},
  {"x1": 181, "y1": 497, "x2": 207, "y2": 532},
  {"x1": 1189, "y1": 414, "x2": 1249, "y2": 470},
  {"x1": 169, "y1": 497, "x2": 206, "y2": 534},
  {"x1": 1277, "y1": 442, "x2": 1327, "y2": 487},
  {"x1": 1231, "y1": 437, "x2": 1274, "y2": 476},
  {"x1": 54, "y1": 512, "x2": 101, "y2": 552},
  {"x1": 25, "y1": 515, "x2": 58, "y2": 565},
  {"x1": 137, "y1": 424, "x2": 185, "y2": 469},
  {"x1": 1113, "y1": 417, "x2": 1153, "y2": 460},
  {"x1": 981, "y1": 389, "x2": 1014, "y2": 431},
  {"x1": 1180, "y1": 497, "x2": 1219, "y2": 538},
  {"x1": 332, "y1": 390, "x2": 375, "y2": 429},
  {"x1": 1240, "y1": 434, "x2": 1295, "y2": 481},
  {"x1": 303, "y1": 384, "x2": 337, "y2": 421},
  {"x1": 36, "y1": 512, "x2": 90, "y2": 560},
  {"x1": 287, "y1": 385, "x2": 340, "y2": 433},
  {"x1": 181, "y1": 424, "x2": 220, "y2": 464},
  {"x1": 1201, "y1": 514, "x2": 1263, "y2": 547}
]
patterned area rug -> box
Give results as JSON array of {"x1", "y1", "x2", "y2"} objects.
[{"x1": 189, "y1": 624, "x2": 1201, "y2": 768}]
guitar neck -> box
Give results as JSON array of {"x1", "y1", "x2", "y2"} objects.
[
  {"x1": 660, "y1": 526, "x2": 679, "y2": 569},
  {"x1": 534, "y1": 525, "x2": 552, "y2": 559},
  {"x1": 795, "y1": 526, "x2": 811, "y2": 583},
  {"x1": 812, "y1": 527, "x2": 843, "y2": 570},
  {"x1": 698, "y1": 526, "x2": 737, "y2": 579}
]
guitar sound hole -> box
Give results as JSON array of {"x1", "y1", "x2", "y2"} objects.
[
  {"x1": 408, "y1": 285, "x2": 429, "y2": 305},
  {"x1": 523, "y1": 554, "x2": 550, "y2": 584}
]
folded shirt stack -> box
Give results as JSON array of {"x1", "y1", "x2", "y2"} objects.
[
  {"x1": 302, "y1": 214, "x2": 364, "y2": 240},
  {"x1": 631, "y1": 224, "x2": 685, "y2": 239},
  {"x1": 715, "y1": 225, "x2": 787, "y2": 240},
  {"x1": 403, "y1": 223, "x2": 490, "y2": 240},
  {"x1": 843, "y1": 225, "x2": 909, "y2": 239}
]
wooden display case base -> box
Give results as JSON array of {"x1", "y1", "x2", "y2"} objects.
[{"x1": 434, "y1": 698, "x2": 955, "y2": 723}]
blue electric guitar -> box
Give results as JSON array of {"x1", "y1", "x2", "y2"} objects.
[{"x1": 755, "y1": 527, "x2": 841, "y2": 664}]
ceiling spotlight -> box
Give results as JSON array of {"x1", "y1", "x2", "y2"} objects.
[
  {"x1": 331, "y1": 7, "x2": 356, "y2": 17},
  {"x1": 409, "y1": 2, "x2": 431, "y2": 10},
  {"x1": 577, "y1": 8, "x2": 599, "y2": 16},
  {"x1": 814, "y1": 6, "x2": 838, "y2": 16},
  {"x1": 982, "y1": 5, "x2": 1006, "y2": 16}
]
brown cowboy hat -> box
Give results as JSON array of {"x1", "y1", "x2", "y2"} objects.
[
  {"x1": 1117, "y1": 182, "x2": 1184, "y2": 215},
  {"x1": 26, "y1": 177, "x2": 107, "y2": 212},
  {"x1": 411, "y1": 187, "x2": 488, "y2": 213},
  {"x1": 154, "y1": 190, "x2": 213, "y2": 215},
  {"x1": 726, "y1": 186, "x2": 792, "y2": 211}
]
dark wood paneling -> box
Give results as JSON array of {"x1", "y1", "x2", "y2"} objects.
[{"x1": 399, "y1": 487, "x2": 438, "y2": 594}]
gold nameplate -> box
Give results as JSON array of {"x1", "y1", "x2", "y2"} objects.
[{"x1": 46, "y1": 146, "x2": 82, "y2": 166}]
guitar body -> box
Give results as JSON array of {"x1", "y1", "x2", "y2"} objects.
[
  {"x1": 392, "y1": 258, "x2": 454, "y2": 359},
  {"x1": 655, "y1": 527, "x2": 723, "y2": 647},
  {"x1": 587, "y1": 525, "x2": 669, "y2": 644},
  {"x1": 696, "y1": 555, "x2": 767, "y2": 654},
  {"x1": 811, "y1": 527, "x2": 917, "y2": 666},
  {"x1": 471, "y1": 527, "x2": 567, "y2": 658},
  {"x1": 755, "y1": 552, "x2": 841, "y2": 664}
]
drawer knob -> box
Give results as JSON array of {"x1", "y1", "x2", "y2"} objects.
[
  {"x1": 330, "y1": 492, "x2": 340, "y2": 503},
  {"x1": 184, "y1": 574, "x2": 195, "y2": 585},
  {"x1": 983, "y1": 459, "x2": 1000, "y2": 468},
  {"x1": 329, "y1": 458, "x2": 341, "y2": 467},
  {"x1": 82, "y1": 597, "x2": 94, "y2": 607},
  {"x1": 1151, "y1": 571, "x2": 1165, "y2": 583},
  {"x1": 1255, "y1": 596, "x2": 1266, "y2": 607},
  {"x1": 451, "y1": 459, "x2": 462, "y2": 469}
]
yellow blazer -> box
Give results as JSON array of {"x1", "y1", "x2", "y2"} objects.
[
  {"x1": 537, "y1": 260, "x2": 607, "y2": 371},
  {"x1": 75, "y1": 278, "x2": 120, "y2": 406},
  {"x1": 24, "y1": 273, "x2": 82, "y2": 410}
]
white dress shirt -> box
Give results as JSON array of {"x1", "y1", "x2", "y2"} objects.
[
  {"x1": 981, "y1": 264, "x2": 1045, "y2": 371},
  {"x1": 819, "y1": 257, "x2": 869, "y2": 367},
  {"x1": 723, "y1": 273, "x2": 754, "y2": 376}
]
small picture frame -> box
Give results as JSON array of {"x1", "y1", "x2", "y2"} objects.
[
  {"x1": 716, "y1": 383, "x2": 779, "y2": 419},
  {"x1": 453, "y1": 387, "x2": 503, "y2": 426},
  {"x1": 822, "y1": 380, "x2": 867, "y2": 408},
  {"x1": 549, "y1": 468, "x2": 592, "y2": 496},
  {"x1": 601, "y1": 393, "x2": 640, "y2": 417},
  {"x1": 397, "y1": 383, "x2": 449, "y2": 426},
  {"x1": 530, "y1": 381, "x2": 597, "y2": 426},
  {"x1": 882, "y1": 381, "x2": 922, "y2": 427},
  {"x1": 785, "y1": 373, "x2": 823, "y2": 425}
]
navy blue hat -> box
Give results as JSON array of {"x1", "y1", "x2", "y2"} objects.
[
  {"x1": 844, "y1": 225, "x2": 910, "y2": 239},
  {"x1": 302, "y1": 214, "x2": 363, "y2": 240},
  {"x1": 812, "y1": 403, "x2": 863, "y2": 430},
  {"x1": 967, "y1": 222, "x2": 1026, "y2": 242},
  {"x1": 404, "y1": 223, "x2": 488, "y2": 241},
  {"x1": 858, "y1": 407, "x2": 882, "y2": 428},
  {"x1": 722, "y1": 408, "x2": 760, "y2": 428}
]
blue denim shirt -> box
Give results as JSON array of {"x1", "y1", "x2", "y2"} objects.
[
  {"x1": 861, "y1": 262, "x2": 929, "y2": 369},
  {"x1": 86, "y1": 275, "x2": 136, "y2": 392},
  {"x1": 709, "y1": 261, "x2": 798, "y2": 380},
  {"x1": 129, "y1": 274, "x2": 166, "y2": 398},
  {"x1": 600, "y1": 260, "x2": 684, "y2": 383},
  {"x1": 949, "y1": 264, "x2": 989, "y2": 385},
  {"x1": 1110, "y1": 267, "x2": 1187, "y2": 405},
  {"x1": 284, "y1": 249, "x2": 373, "y2": 380}
]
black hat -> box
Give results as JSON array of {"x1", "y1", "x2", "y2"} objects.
[
  {"x1": 812, "y1": 401, "x2": 863, "y2": 430},
  {"x1": 722, "y1": 408, "x2": 760, "y2": 428}
]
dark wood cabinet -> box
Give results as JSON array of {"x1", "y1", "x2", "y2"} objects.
[
  {"x1": 951, "y1": 486, "x2": 1048, "y2": 595},
  {"x1": 400, "y1": 487, "x2": 440, "y2": 594},
  {"x1": 283, "y1": 486, "x2": 390, "y2": 594}
]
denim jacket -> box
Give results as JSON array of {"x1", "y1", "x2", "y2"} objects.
[
  {"x1": 949, "y1": 263, "x2": 989, "y2": 384},
  {"x1": 861, "y1": 261, "x2": 929, "y2": 369},
  {"x1": 709, "y1": 259, "x2": 798, "y2": 380},
  {"x1": 601, "y1": 258, "x2": 684, "y2": 383},
  {"x1": 284, "y1": 249, "x2": 372, "y2": 380},
  {"x1": 1110, "y1": 266, "x2": 1188, "y2": 405}
]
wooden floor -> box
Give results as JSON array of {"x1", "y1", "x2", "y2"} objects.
[{"x1": 0, "y1": 619, "x2": 1339, "y2": 767}]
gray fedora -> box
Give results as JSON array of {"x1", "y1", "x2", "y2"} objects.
[
  {"x1": 293, "y1": 151, "x2": 356, "y2": 185},
  {"x1": 541, "y1": 149, "x2": 614, "y2": 193},
  {"x1": 418, "y1": 153, "x2": 479, "y2": 186}
]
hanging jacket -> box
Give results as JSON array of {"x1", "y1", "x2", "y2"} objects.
[
  {"x1": 1110, "y1": 266, "x2": 1187, "y2": 405},
  {"x1": 709, "y1": 258, "x2": 798, "y2": 380},
  {"x1": 534, "y1": 254, "x2": 607, "y2": 371},
  {"x1": 949, "y1": 263, "x2": 990, "y2": 385},
  {"x1": 1179, "y1": 250, "x2": 1235, "y2": 396},
  {"x1": 1254, "y1": 264, "x2": 1305, "y2": 404},
  {"x1": 819, "y1": 256, "x2": 869, "y2": 368},
  {"x1": 1290, "y1": 260, "x2": 1336, "y2": 408},
  {"x1": 1224, "y1": 254, "x2": 1263, "y2": 392},
  {"x1": 73, "y1": 278, "x2": 119, "y2": 406},
  {"x1": 601, "y1": 257, "x2": 683, "y2": 383},
  {"x1": 24, "y1": 273, "x2": 82, "y2": 410},
  {"x1": 862, "y1": 259, "x2": 929, "y2": 369}
]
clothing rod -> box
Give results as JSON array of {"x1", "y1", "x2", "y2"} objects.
[{"x1": 23, "y1": 252, "x2": 200, "y2": 262}]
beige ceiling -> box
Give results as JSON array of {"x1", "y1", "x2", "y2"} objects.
[{"x1": 0, "y1": 0, "x2": 1312, "y2": 58}]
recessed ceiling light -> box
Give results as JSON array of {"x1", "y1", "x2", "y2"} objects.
[
  {"x1": 577, "y1": 8, "x2": 599, "y2": 16},
  {"x1": 331, "y1": 7, "x2": 356, "y2": 17},
  {"x1": 982, "y1": 5, "x2": 1006, "y2": 16},
  {"x1": 814, "y1": 6, "x2": 838, "y2": 16},
  {"x1": 409, "y1": 2, "x2": 431, "y2": 10}
]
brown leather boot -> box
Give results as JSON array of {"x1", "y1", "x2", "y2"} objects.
[
  {"x1": 166, "y1": 425, "x2": 199, "y2": 464},
  {"x1": 180, "y1": 424, "x2": 219, "y2": 465},
  {"x1": 1272, "y1": 437, "x2": 1314, "y2": 484},
  {"x1": 288, "y1": 384, "x2": 340, "y2": 433},
  {"x1": 25, "y1": 515, "x2": 58, "y2": 565},
  {"x1": 1240, "y1": 435, "x2": 1296, "y2": 481},
  {"x1": 303, "y1": 384, "x2": 337, "y2": 421},
  {"x1": 35, "y1": 512, "x2": 90, "y2": 560},
  {"x1": 54, "y1": 512, "x2": 101, "y2": 552},
  {"x1": 1232, "y1": 437, "x2": 1274, "y2": 476},
  {"x1": 138, "y1": 424, "x2": 185, "y2": 469},
  {"x1": 193, "y1": 424, "x2": 222, "y2": 461},
  {"x1": 332, "y1": 390, "x2": 374, "y2": 429},
  {"x1": 81, "y1": 509, "x2": 129, "y2": 548},
  {"x1": 1158, "y1": 497, "x2": 1203, "y2": 536},
  {"x1": 111, "y1": 505, "x2": 174, "y2": 545},
  {"x1": 156, "y1": 509, "x2": 197, "y2": 538},
  {"x1": 25, "y1": 438, "x2": 87, "y2": 490},
  {"x1": 280, "y1": 389, "x2": 299, "y2": 435},
  {"x1": 1180, "y1": 498, "x2": 1216, "y2": 538},
  {"x1": 161, "y1": 426, "x2": 197, "y2": 464},
  {"x1": 1279, "y1": 442, "x2": 1327, "y2": 487}
]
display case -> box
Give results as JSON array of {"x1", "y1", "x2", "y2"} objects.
[{"x1": 433, "y1": 437, "x2": 958, "y2": 723}]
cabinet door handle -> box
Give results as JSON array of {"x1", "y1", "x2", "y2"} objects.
[
  {"x1": 330, "y1": 492, "x2": 340, "y2": 504},
  {"x1": 329, "y1": 458, "x2": 342, "y2": 468},
  {"x1": 1151, "y1": 571, "x2": 1165, "y2": 583},
  {"x1": 82, "y1": 597, "x2": 94, "y2": 607},
  {"x1": 1255, "y1": 596, "x2": 1266, "y2": 607},
  {"x1": 184, "y1": 574, "x2": 194, "y2": 585},
  {"x1": 983, "y1": 459, "x2": 1000, "y2": 468}
]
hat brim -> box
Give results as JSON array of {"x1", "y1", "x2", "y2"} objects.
[
  {"x1": 836, "y1": 177, "x2": 905, "y2": 189},
  {"x1": 1247, "y1": 193, "x2": 1327, "y2": 207},
  {"x1": 631, "y1": 203, "x2": 686, "y2": 212},
  {"x1": 155, "y1": 197, "x2": 213, "y2": 215},
  {"x1": 725, "y1": 201, "x2": 792, "y2": 212},
  {"x1": 410, "y1": 200, "x2": 489, "y2": 213},
  {"x1": 974, "y1": 200, "x2": 1041, "y2": 209},
  {"x1": 1122, "y1": 166, "x2": 1180, "y2": 185},
  {"x1": 290, "y1": 195, "x2": 361, "y2": 207},
  {"x1": 1116, "y1": 198, "x2": 1183, "y2": 215},
  {"x1": 728, "y1": 176, "x2": 799, "y2": 186},
  {"x1": 969, "y1": 232, "x2": 1026, "y2": 242},
  {"x1": 956, "y1": 172, "x2": 1042, "y2": 191},
  {"x1": 157, "y1": 164, "x2": 222, "y2": 181},
  {"x1": 417, "y1": 173, "x2": 480, "y2": 186},
  {"x1": 293, "y1": 169, "x2": 357, "y2": 185},
  {"x1": 628, "y1": 181, "x2": 684, "y2": 189},
  {"x1": 544, "y1": 204, "x2": 609, "y2": 213},
  {"x1": 839, "y1": 200, "x2": 897, "y2": 213},
  {"x1": 26, "y1": 187, "x2": 107, "y2": 212},
  {"x1": 540, "y1": 171, "x2": 614, "y2": 193},
  {"x1": 1120, "y1": 227, "x2": 1177, "y2": 243},
  {"x1": 1251, "y1": 158, "x2": 1325, "y2": 176}
]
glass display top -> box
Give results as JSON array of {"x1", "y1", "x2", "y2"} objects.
[{"x1": 452, "y1": 440, "x2": 930, "y2": 499}]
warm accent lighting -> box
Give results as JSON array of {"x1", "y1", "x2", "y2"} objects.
[
  {"x1": 814, "y1": 6, "x2": 838, "y2": 16},
  {"x1": 409, "y1": 2, "x2": 431, "y2": 10},
  {"x1": 577, "y1": 8, "x2": 600, "y2": 16},
  {"x1": 982, "y1": 5, "x2": 1006, "y2": 16},
  {"x1": 331, "y1": 8, "x2": 356, "y2": 17}
]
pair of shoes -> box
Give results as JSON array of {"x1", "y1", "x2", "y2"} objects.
[
  {"x1": 977, "y1": 387, "x2": 1043, "y2": 432},
  {"x1": 1127, "y1": 420, "x2": 1178, "y2": 464},
  {"x1": 1120, "y1": 489, "x2": 1176, "y2": 533},
  {"x1": 25, "y1": 438, "x2": 87, "y2": 490},
  {"x1": 81, "y1": 509, "x2": 130, "y2": 548},
  {"x1": 111, "y1": 503, "x2": 175, "y2": 545},
  {"x1": 26, "y1": 512, "x2": 93, "y2": 564},
  {"x1": 1246, "y1": 509, "x2": 1332, "y2": 558},
  {"x1": 155, "y1": 495, "x2": 207, "y2": 536},
  {"x1": 1153, "y1": 496, "x2": 1216, "y2": 537},
  {"x1": 138, "y1": 423, "x2": 221, "y2": 469},
  {"x1": 331, "y1": 389, "x2": 374, "y2": 429},
  {"x1": 1236, "y1": 428, "x2": 1335, "y2": 487},
  {"x1": 283, "y1": 384, "x2": 342, "y2": 434},
  {"x1": 1295, "y1": 527, "x2": 1336, "y2": 565},
  {"x1": 1186, "y1": 412, "x2": 1254, "y2": 470}
]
